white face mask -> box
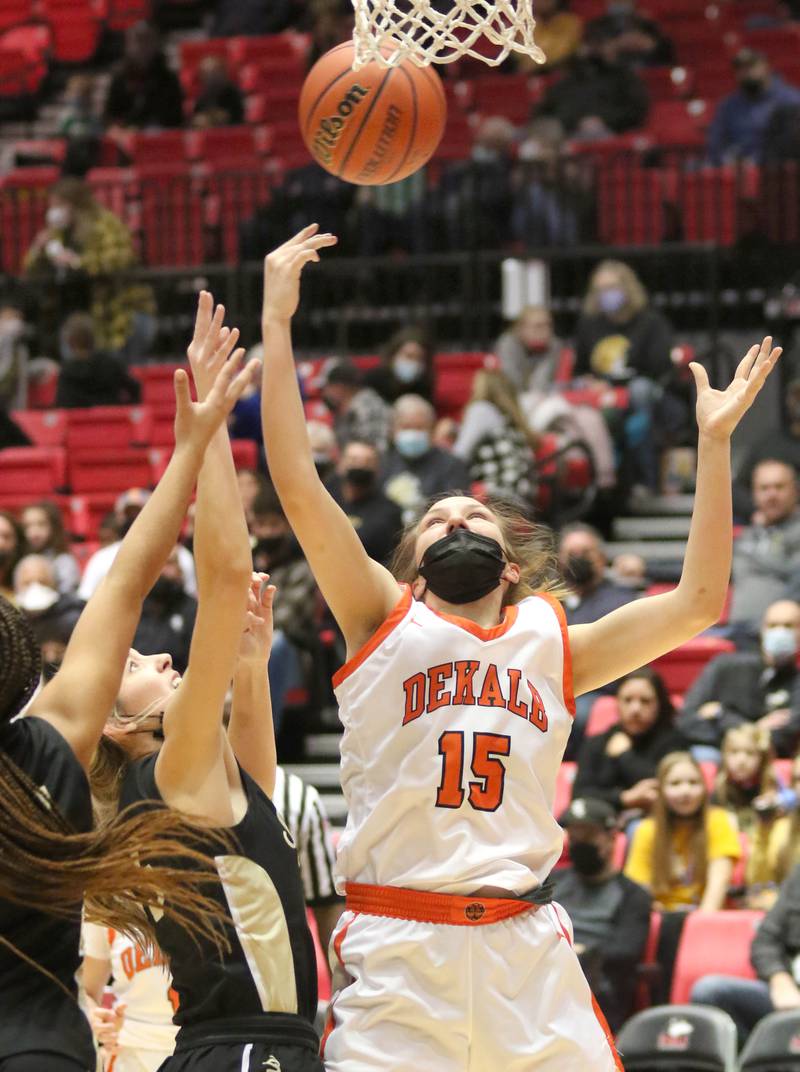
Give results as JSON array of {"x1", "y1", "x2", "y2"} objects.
[
  {"x1": 46, "y1": 205, "x2": 70, "y2": 229},
  {"x1": 18, "y1": 582, "x2": 59, "y2": 613},
  {"x1": 393, "y1": 357, "x2": 424, "y2": 384}
]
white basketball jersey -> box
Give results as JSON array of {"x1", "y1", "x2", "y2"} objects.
[
  {"x1": 333, "y1": 586, "x2": 574, "y2": 895},
  {"x1": 81, "y1": 922, "x2": 177, "y2": 1053}
]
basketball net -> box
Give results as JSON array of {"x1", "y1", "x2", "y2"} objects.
[{"x1": 351, "y1": 0, "x2": 546, "y2": 69}]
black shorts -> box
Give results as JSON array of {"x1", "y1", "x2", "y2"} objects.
[
  {"x1": 0, "y1": 1057, "x2": 89, "y2": 1072},
  {"x1": 162, "y1": 1041, "x2": 323, "y2": 1072}
]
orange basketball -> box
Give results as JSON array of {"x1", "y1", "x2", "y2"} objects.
[{"x1": 298, "y1": 41, "x2": 447, "y2": 186}]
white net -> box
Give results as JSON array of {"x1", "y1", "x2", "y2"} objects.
[{"x1": 351, "y1": 0, "x2": 546, "y2": 69}]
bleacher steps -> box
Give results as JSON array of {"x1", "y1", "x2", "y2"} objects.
[
  {"x1": 613, "y1": 516, "x2": 692, "y2": 540},
  {"x1": 303, "y1": 734, "x2": 342, "y2": 761},
  {"x1": 284, "y1": 764, "x2": 341, "y2": 789}
]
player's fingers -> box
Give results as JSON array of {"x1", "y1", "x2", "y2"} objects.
[
  {"x1": 173, "y1": 368, "x2": 192, "y2": 412},
  {"x1": 734, "y1": 343, "x2": 760, "y2": 381},
  {"x1": 688, "y1": 361, "x2": 710, "y2": 393},
  {"x1": 203, "y1": 304, "x2": 226, "y2": 353},
  {"x1": 745, "y1": 346, "x2": 782, "y2": 397},
  {"x1": 214, "y1": 325, "x2": 240, "y2": 364},
  {"x1": 190, "y1": 290, "x2": 212, "y2": 348},
  {"x1": 288, "y1": 223, "x2": 319, "y2": 246},
  {"x1": 223, "y1": 357, "x2": 261, "y2": 405},
  {"x1": 305, "y1": 233, "x2": 338, "y2": 249}
]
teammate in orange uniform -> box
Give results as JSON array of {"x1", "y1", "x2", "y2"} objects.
[{"x1": 260, "y1": 226, "x2": 780, "y2": 1072}]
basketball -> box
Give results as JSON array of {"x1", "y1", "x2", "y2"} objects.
[{"x1": 298, "y1": 41, "x2": 447, "y2": 186}]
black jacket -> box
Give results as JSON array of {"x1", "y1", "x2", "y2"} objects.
[
  {"x1": 574, "y1": 307, "x2": 674, "y2": 383},
  {"x1": 537, "y1": 56, "x2": 649, "y2": 135},
  {"x1": 574, "y1": 722, "x2": 686, "y2": 810},
  {"x1": 752, "y1": 864, "x2": 800, "y2": 981},
  {"x1": 105, "y1": 56, "x2": 184, "y2": 129},
  {"x1": 55, "y1": 353, "x2": 142, "y2": 409}
]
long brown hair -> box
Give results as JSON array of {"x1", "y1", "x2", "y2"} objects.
[
  {"x1": 469, "y1": 369, "x2": 541, "y2": 450},
  {"x1": 0, "y1": 600, "x2": 229, "y2": 965},
  {"x1": 21, "y1": 501, "x2": 70, "y2": 555},
  {"x1": 651, "y1": 751, "x2": 709, "y2": 903},
  {"x1": 714, "y1": 724, "x2": 778, "y2": 810},
  {"x1": 390, "y1": 492, "x2": 568, "y2": 606}
]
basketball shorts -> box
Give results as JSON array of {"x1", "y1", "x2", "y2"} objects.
[
  {"x1": 158, "y1": 1042, "x2": 323, "y2": 1072},
  {"x1": 322, "y1": 887, "x2": 623, "y2": 1072},
  {"x1": 106, "y1": 1048, "x2": 173, "y2": 1072},
  {"x1": 0, "y1": 1057, "x2": 90, "y2": 1072}
]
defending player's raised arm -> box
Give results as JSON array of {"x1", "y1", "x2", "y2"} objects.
[
  {"x1": 30, "y1": 301, "x2": 257, "y2": 770},
  {"x1": 569, "y1": 337, "x2": 781, "y2": 696},
  {"x1": 260, "y1": 226, "x2": 401, "y2": 655}
]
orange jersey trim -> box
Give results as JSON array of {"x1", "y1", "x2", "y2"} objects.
[
  {"x1": 345, "y1": 882, "x2": 540, "y2": 927},
  {"x1": 430, "y1": 602, "x2": 519, "y2": 641},
  {"x1": 535, "y1": 592, "x2": 576, "y2": 717},
  {"x1": 332, "y1": 584, "x2": 412, "y2": 689},
  {"x1": 592, "y1": 992, "x2": 625, "y2": 1072}
]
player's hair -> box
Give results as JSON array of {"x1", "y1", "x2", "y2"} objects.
[
  {"x1": 0, "y1": 598, "x2": 228, "y2": 979},
  {"x1": 714, "y1": 723, "x2": 778, "y2": 810},
  {"x1": 390, "y1": 491, "x2": 567, "y2": 605},
  {"x1": 651, "y1": 751, "x2": 709, "y2": 903},
  {"x1": 776, "y1": 753, "x2": 800, "y2": 884}
]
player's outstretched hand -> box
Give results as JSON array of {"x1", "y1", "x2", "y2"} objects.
[
  {"x1": 237, "y1": 572, "x2": 276, "y2": 664},
  {"x1": 690, "y1": 336, "x2": 781, "y2": 441},
  {"x1": 173, "y1": 346, "x2": 260, "y2": 454},
  {"x1": 262, "y1": 224, "x2": 338, "y2": 324},
  {"x1": 187, "y1": 290, "x2": 244, "y2": 402}
]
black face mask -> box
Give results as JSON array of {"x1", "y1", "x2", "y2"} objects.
[
  {"x1": 570, "y1": 840, "x2": 607, "y2": 877},
  {"x1": 344, "y1": 467, "x2": 375, "y2": 492},
  {"x1": 254, "y1": 535, "x2": 287, "y2": 561},
  {"x1": 314, "y1": 459, "x2": 334, "y2": 484},
  {"x1": 563, "y1": 553, "x2": 595, "y2": 588},
  {"x1": 740, "y1": 76, "x2": 765, "y2": 96},
  {"x1": 419, "y1": 529, "x2": 506, "y2": 605},
  {"x1": 149, "y1": 576, "x2": 184, "y2": 603}
]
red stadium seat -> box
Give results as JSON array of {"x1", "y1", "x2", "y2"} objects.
[
  {"x1": 640, "y1": 65, "x2": 694, "y2": 102},
  {"x1": 305, "y1": 908, "x2": 331, "y2": 1003},
  {"x1": 596, "y1": 163, "x2": 665, "y2": 246},
  {"x1": 0, "y1": 446, "x2": 67, "y2": 495},
  {"x1": 230, "y1": 440, "x2": 259, "y2": 470},
  {"x1": 43, "y1": 6, "x2": 101, "y2": 64},
  {"x1": 186, "y1": 125, "x2": 256, "y2": 164},
  {"x1": 204, "y1": 162, "x2": 270, "y2": 264},
  {"x1": 0, "y1": 0, "x2": 35, "y2": 33},
  {"x1": 65, "y1": 406, "x2": 154, "y2": 451},
  {"x1": 0, "y1": 46, "x2": 46, "y2": 100},
  {"x1": 554, "y1": 761, "x2": 577, "y2": 819},
  {"x1": 130, "y1": 131, "x2": 187, "y2": 167},
  {"x1": 1, "y1": 23, "x2": 53, "y2": 64},
  {"x1": 105, "y1": 0, "x2": 152, "y2": 32},
  {"x1": 472, "y1": 73, "x2": 532, "y2": 123},
  {"x1": 585, "y1": 696, "x2": 619, "y2": 737},
  {"x1": 635, "y1": 911, "x2": 663, "y2": 1009},
  {"x1": 227, "y1": 33, "x2": 309, "y2": 68},
  {"x1": 179, "y1": 38, "x2": 229, "y2": 80},
  {"x1": 670, "y1": 910, "x2": 763, "y2": 1004},
  {"x1": 68, "y1": 448, "x2": 154, "y2": 494},
  {"x1": 136, "y1": 165, "x2": 204, "y2": 266},
  {"x1": 652, "y1": 635, "x2": 736, "y2": 693},
  {"x1": 433, "y1": 352, "x2": 492, "y2": 419},
  {"x1": 11, "y1": 409, "x2": 66, "y2": 447},
  {"x1": 677, "y1": 165, "x2": 761, "y2": 245},
  {"x1": 699, "y1": 760, "x2": 718, "y2": 794},
  {"x1": 66, "y1": 493, "x2": 118, "y2": 540},
  {"x1": 132, "y1": 363, "x2": 188, "y2": 407}
]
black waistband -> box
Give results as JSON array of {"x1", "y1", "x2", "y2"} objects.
[
  {"x1": 514, "y1": 879, "x2": 555, "y2": 906},
  {"x1": 175, "y1": 1014, "x2": 319, "y2": 1052}
]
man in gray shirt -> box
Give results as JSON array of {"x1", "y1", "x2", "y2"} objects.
[{"x1": 730, "y1": 459, "x2": 800, "y2": 638}]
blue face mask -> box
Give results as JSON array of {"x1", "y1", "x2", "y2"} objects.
[
  {"x1": 393, "y1": 357, "x2": 424, "y2": 384},
  {"x1": 597, "y1": 287, "x2": 627, "y2": 315},
  {"x1": 762, "y1": 626, "x2": 798, "y2": 664},
  {"x1": 394, "y1": 428, "x2": 431, "y2": 459}
]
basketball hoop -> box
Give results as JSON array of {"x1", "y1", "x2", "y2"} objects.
[{"x1": 351, "y1": 0, "x2": 546, "y2": 69}]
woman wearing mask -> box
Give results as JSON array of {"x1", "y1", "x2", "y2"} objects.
[
  {"x1": 364, "y1": 327, "x2": 435, "y2": 404},
  {"x1": 573, "y1": 668, "x2": 685, "y2": 814},
  {"x1": 257, "y1": 225, "x2": 777, "y2": 1071},
  {"x1": 21, "y1": 501, "x2": 81, "y2": 595},
  {"x1": 494, "y1": 305, "x2": 566, "y2": 393}
]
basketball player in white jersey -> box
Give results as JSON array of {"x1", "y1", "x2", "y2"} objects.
[
  {"x1": 259, "y1": 226, "x2": 780, "y2": 1071},
  {"x1": 81, "y1": 922, "x2": 177, "y2": 1071}
]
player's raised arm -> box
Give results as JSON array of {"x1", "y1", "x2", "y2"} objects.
[
  {"x1": 29, "y1": 299, "x2": 255, "y2": 770},
  {"x1": 569, "y1": 337, "x2": 782, "y2": 695},
  {"x1": 260, "y1": 225, "x2": 401, "y2": 655}
]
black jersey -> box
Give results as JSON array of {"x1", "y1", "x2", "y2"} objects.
[
  {"x1": 0, "y1": 716, "x2": 95, "y2": 1065},
  {"x1": 120, "y1": 755, "x2": 319, "y2": 1047}
]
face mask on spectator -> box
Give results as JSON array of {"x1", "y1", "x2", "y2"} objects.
[
  {"x1": 597, "y1": 287, "x2": 627, "y2": 315},
  {"x1": 344, "y1": 467, "x2": 376, "y2": 491},
  {"x1": 254, "y1": 535, "x2": 288, "y2": 560},
  {"x1": 17, "y1": 582, "x2": 59, "y2": 614},
  {"x1": 563, "y1": 553, "x2": 596, "y2": 588},
  {"x1": 149, "y1": 576, "x2": 184, "y2": 603},
  {"x1": 46, "y1": 206, "x2": 71, "y2": 230},
  {"x1": 393, "y1": 357, "x2": 424, "y2": 384},
  {"x1": 569, "y1": 840, "x2": 607, "y2": 877},
  {"x1": 313, "y1": 454, "x2": 335, "y2": 481},
  {"x1": 761, "y1": 625, "x2": 798, "y2": 663},
  {"x1": 740, "y1": 76, "x2": 766, "y2": 95},
  {"x1": 394, "y1": 428, "x2": 431, "y2": 459}
]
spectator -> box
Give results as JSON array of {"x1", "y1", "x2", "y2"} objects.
[
  {"x1": 236, "y1": 468, "x2": 269, "y2": 527},
  {"x1": 321, "y1": 361, "x2": 391, "y2": 452},
  {"x1": 573, "y1": 667, "x2": 685, "y2": 813},
  {"x1": 733, "y1": 378, "x2": 800, "y2": 520},
  {"x1": 610, "y1": 551, "x2": 648, "y2": 590},
  {"x1": 212, "y1": 0, "x2": 294, "y2": 37},
  {"x1": 574, "y1": 259, "x2": 676, "y2": 492},
  {"x1": 440, "y1": 117, "x2": 517, "y2": 249},
  {"x1": 58, "y1": 75, "x2": 102, "y2": 177},
  {"x1": 677, "y1": 599, "x2": 800, "y2": 759},
  {"x1": 191, "y1": 56, "x2": 244, "y2": 129},
  {"x1": 131, "y1": 546, "x2": 197, "y2": 673},
  {"x1": 20, "y1": 501, "x2": 81, "y2": 595},
  {"x1": 363, "y1": 327, "x2": 436, "y2": 405},
  {"x1": 559, "y1": 522, "x2": 638, "y2": 625},
  {"x1": 512, "y1": 120, "x2": 592, "y2": 248},
  {"x1": 308, "y1": 0, "x2": 355, "y2": 67},
  {"x1": 765, "y1": 754, "x2": 800, "y2": 890},
  {"x1": 381, "y1": 394, "x2": 471, "y2": 520},
  {"x1": 729, "y1": 462, "x2": 800, "y2": 636},
  {"x1": 536, "y1": 25, "x2": 649, "y2": 137},
  {"x1": 493, "y1": 305, "x2": 566, "y2": 394},
  {"x1": 13, "y1": 555, "x2": 84, "y2": 653},
  {"x1": 79, "y1": 489, "x2": 197, "y2": 601},
  {"x1": 625, "y1": 751, "x2": 741, "y2": 911},
  {"x1": 105, "y1": 21, "x2": 184, "y2": 131},
  {"x1": 691, "y1": 862, "x2": 800, "y2": 1046},
  {"x1": 23, "y1": 179, "x2": 156, "y2": 358},
  {"x1": 326, "y1": 440, "x2": 403, "y2": 565},
  {"x1": 587, "y1": 0, "x2": 674, "y2": 68},
  {"x1": 307, "y1": 419, "x2": 339, "y2": 485},
  {"x1": 708, "y1": 49, "x2": 800, "y2": 165},
  {"x1": 0, "y1": 303, "x2": 33, "y2": 427},
  {"x1": 452, "y1": 369, "x2": 539, "y2": 503},
  {"x1": 554, "y1": 797, "x2": 651, "y2": 1031},
  {"x1": 354, "y1": 171, "x2": 430, "y2": 257},
  {"x1": 54, "y1": 314, "x2": 143, "y2": 409},
  {"x1": 0, "y1": 511, "x2": 25, "y2": 602},
  {"x1": 516, "y1": 0, "x2": 583, "y2": 72}
]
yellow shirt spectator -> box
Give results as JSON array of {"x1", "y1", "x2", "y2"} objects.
[{"x1": 625, "y1": 806, "x2": 741, "y2": 910}]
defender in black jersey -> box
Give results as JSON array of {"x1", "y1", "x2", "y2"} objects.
[
  {"x1": 0, "y1": 318, "x2": 254, "y2": 1072},
  {"x1": 93, "y1": 292, "x2": 324, "y2": 1072}
]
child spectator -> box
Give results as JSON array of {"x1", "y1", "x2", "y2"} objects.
[
  {"x1": 20, "y1": 501, "x2": 81, "y2": 595},
  {"x1": 573, "y1": 667, "x2": 685, "y2": 813}
]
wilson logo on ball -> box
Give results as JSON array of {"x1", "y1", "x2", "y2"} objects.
[
  {"x1": 356, "y1": 104, "x2": 402, "y2": 183},
  {"x1": 312, "y1": 83, "x2": 369, "y2": 165}
]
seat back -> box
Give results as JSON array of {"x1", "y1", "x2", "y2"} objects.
[
  {"x1": 616, "y1": 1004, "x2": 738, "y2": 1071},
  {"x1": 739, "y1": 1009, "x2": 800, "y2": 1070},
  {"x1": 670, "y1": 909, "x2": 763, "y2": 1005}
]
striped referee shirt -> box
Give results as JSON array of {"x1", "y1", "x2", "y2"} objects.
[{"x1": 273, "y1": 767, "x2": 341, "y2": 907}]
